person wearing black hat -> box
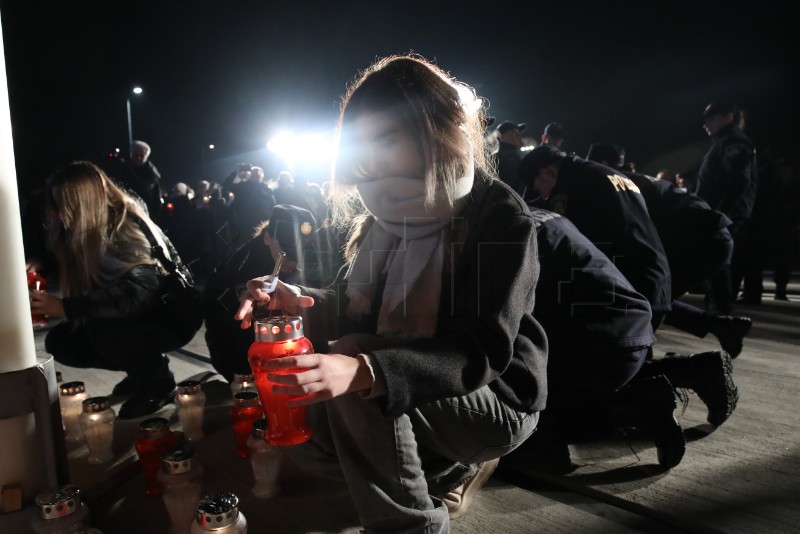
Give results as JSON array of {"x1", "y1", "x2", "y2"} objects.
[
  {"x1": 519, "y1": 145, "x2": 672, "y2": 330},
  {"x1": 202, "y1": 204, "x2": 318, "y2": 382},
  {"x1": 696, "y1": 101, "x2": 758, "y2": 309},
  {"x1": 541, "y1": 122, "x2": 565, "y2": 149},
  {"x1": 493, "y1": 120, "x2": 529, "y2": 198}
]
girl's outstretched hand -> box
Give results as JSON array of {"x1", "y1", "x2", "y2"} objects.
[{"x1": 234, "y1": 278, "x2": 314, "y2": 329}]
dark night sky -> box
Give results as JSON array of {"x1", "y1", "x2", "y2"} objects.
[{"x1": 1, "y1": 0, "x2": 797, "y2": 192}]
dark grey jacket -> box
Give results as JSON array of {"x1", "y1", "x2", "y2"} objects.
[{"x1": 302, "y1": 177, "x2": 548, "y2": 417}]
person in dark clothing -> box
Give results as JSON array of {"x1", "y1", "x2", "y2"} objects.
[
  {"x1": 695, "y1": 101, "x2": 758, "y2": 309},
  {"x1": 586, "y1": 143, "x2": 752, "y2": 358},
  {"x1": 227, "y1": 165, "x2": 276, "y2": 249},
  {"x1": 235, "y1": 54, "x2": 547, "y2": 532},
  {"x1": 203, "y1": 204, "x2": 317, "y2": 382},
  {"x1": 31, "y1": 162, "x2": 199, "y2": 419},
  {"x1": 541, "y1": 121, "x2": 565, "y2": 149},
  {"x1": 518, "y1": 145, "x2": 672, "y2": 330},
  {"x1": 510, "y1": 208, "x2": 685, "y2": 470},
  {"x1": 493, "y1": 120, "x2": 528, "y2": 198},
  {"x1": 106, "y1": 140, "x2": 165, "y2": 222}
]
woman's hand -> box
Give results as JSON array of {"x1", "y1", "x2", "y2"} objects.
[
  {"x1": 30, "y1": 291, "x2": 65, "y2": 318},
  {"x1": 262, "y1": 353, "x2": 374, "y2": 407},
  {"x1": 234, "y1": 278, "x2": 315, "y2": 329}
]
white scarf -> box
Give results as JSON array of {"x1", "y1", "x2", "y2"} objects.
[{"x1": 345, "y1": 172, "x2": 474, "y2": 338}]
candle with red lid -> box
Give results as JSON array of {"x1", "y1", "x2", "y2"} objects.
[
  {"x1": 135, "y1": 417, "x2": 176, "y2": 496},
  {"x1": 248, "y1": 316, "x2": 313, "y2": 446},
  {"x1": 230, "y1": 391, "x2": 262, "y2": 458}
]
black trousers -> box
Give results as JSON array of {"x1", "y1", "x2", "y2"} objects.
[{"x1": 45, "y1": 317, "x2": 193, "y2": 381}]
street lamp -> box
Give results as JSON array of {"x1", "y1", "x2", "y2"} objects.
[{"x1": 126, "y1": 86, "x2": 143, "y2": 152}]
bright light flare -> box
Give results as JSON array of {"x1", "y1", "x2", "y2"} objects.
[
  {"x1": 132, "y1": 87, "x2": 143, "y2": 94},
  {"x1": 266, "y1": 131, "x2": 334, "y2": 166}
]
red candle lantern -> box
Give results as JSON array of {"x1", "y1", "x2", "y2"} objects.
[
  {"x1": 248, "y1": 316, "x2": 313, "y2": 446},
  {"x1": 135, "y1": 417, "x2": 176, "y2": 496},
  {"x1": 231, "y1": 391, "x2": 262, "y2": 458}
]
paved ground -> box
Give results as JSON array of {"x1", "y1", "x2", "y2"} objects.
[{"x1": 11, "y1": 283, "x2": 800, "y2": 533}]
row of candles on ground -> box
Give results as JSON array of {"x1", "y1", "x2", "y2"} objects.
[
  {"x1": 59, "y1": 375, "x2": 282, "y2": 464},
  {"x1": 44, "y1": 316, "x2": 313, "y2": 532},
  {"x1": 33, "y1": 482, "x2": 249, "y2": 533},
  {"x1": 36, "y1": 410, "x2": 277, "y2": 533},
  {"x1": 58, "y1": 373, "x2": 258, "y2": 462}
]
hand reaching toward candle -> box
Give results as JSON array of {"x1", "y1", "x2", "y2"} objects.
[
  {"x1": 29, "y1": 290, "x2": 65, "y2": 318},
  {"x1": 234, "y1": 278, "x2": 314, "y2": 330},
  {"x1": 263, "y1": 352, "x2": 374, "y2": 406}
]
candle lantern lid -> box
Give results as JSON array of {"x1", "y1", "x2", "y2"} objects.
[
  {"x1": 139, "y1": 417, "x2": 172, "y2": 438},
  {"x1": 177, "y1": 380, "x2": 202, "y2": 395},
  {"x1": 161, "y1": 445, "x2": 195, "y2": 475},
  {"x1": 35, "y1": 484, "x2": 82, "y2": 520},
  {"x1": 81, "y1": 396, "x2": 110, "y2": 413},
  {"x1": 195, "y1": 491, "x2": 240, "y2": 529},
  {"x1": 60, "y1": 381, "x2": 86, "y2": 396},
  {"x1": 233, "y1": 391, "x2": 260, "y2": 407},
  {"x1": 251, "y1": 418, "x2": 267, "y2": 439},
  {"x1": 254, "y1": 315, "x2": 304, "y2": 342}
]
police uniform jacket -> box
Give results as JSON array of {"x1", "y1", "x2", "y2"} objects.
[
  {"x1": 696, "y1": 123, "x2": 757, "y2": 231},
  {"x1": 626, "y1": 172, "x2": 732, "y2": 258},
  {"x1": 530, "y1": 208, "x2": 653, "y2": 391},
  {"x1": 541, "y1": 156, "x2": 672, "y2": 316}
]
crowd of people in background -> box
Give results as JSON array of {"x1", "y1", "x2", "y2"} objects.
[{"x1": 18, "y1": 52, "x2": 800, "y2": 532}]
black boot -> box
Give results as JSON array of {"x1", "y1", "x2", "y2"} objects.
[
  {"x1": 118, "y1": 356, "x2": 176, "y2": 419},
  {"x1": 710, "y1": 315, "x2": 752, "y2": 358},
  {"x1": 604, "y1": 375, "x2": 686, "y2": 469},
  {"x1": 645, "y1": 351, "x2": 738, "y2": 427}
]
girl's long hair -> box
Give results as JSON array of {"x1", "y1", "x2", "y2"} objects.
[
  {"x1": 45, "y1": 161, "x2": 157, "y2": 297},
  {"x1": 329, "y1": 54, "x2": 495, "y2": 262}
]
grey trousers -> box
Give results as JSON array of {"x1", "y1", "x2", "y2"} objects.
[{"x1": 285, "y1": 385, "x2": 539, "y2": 534}]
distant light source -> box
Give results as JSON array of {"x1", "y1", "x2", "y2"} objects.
[
  {"x1": 115, "y1": 148, "x2": 120, "y2": 153},
  {"x1": 132, "y1": 87, "x2": 143, "y2": 94},
  {"x1": 208, "y1": 144, "x2": 215, "y2": 150},
  {"x1": 266, "y1": 131, "x2": 334, "y2": 166}
]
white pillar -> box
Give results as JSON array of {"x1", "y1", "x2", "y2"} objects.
[{"x1": 0, "y1": 16, "x2": 45, "y2": 506}]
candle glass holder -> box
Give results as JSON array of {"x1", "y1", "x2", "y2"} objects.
[
  {"x1": 28, "y1": 271, "x2": 49, "y2": 329},
  {"x1": 230, "y1": 373, "x2": 256, "y2": 398},
  {"x1": 60, "y1": 381, "x2": 90, "y2": 444},
  {"x1": 158, "y1": 446, "x2": 205, "y2": 534},
  {"x1": 175, "y1": 380, "x2": 206, "y2": 442},
  {"x1": 230, "y1": 392, "x2": 262, "y2": 458},
  {"x1": 190, "y1": 492, "x2": 247, "y2": 533},
  {"x1": 135, "y1": 417, "x2": 177, "y2": 496},
  {"x1": 78, "y1": 397, "x2": 115, "y2": 464},
  {"x1": 247, "y1": 418, "x2": 282, "y2": 499},
  {"x1": 248, "y1": 316, "x2": 313, "y2": 446},
  {"x1": 31, "y1": 484, "x2": 91, "y2": 534}
]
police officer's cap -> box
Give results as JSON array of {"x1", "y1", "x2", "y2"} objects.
[
  {"x1": 702, "y1": 101, "x2": 740, "y2": 122},
  {"x1": 518, "y1": 145, "x2": 566, "y2": 186},
  {"x1": 543, "y1": 121, "x2": 564, "y2": 138},
  {"x1": 495, "y1": 120, "x2": 527, "y2": 134}
]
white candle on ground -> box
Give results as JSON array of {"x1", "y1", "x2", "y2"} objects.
[{"x1": 0, "y1": 19, "x2": 44, "y2": 504}]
